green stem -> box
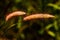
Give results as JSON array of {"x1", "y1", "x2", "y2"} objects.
[
  {"x1": 17, "y1": 16, "x2": 22, "y2": 29},
  {"x1": 16, "y1": 16, "x2": 22, "y2": 39}
]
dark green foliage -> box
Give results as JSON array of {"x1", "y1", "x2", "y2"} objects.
[{"x1": 0, "y1": 0, "x2": 60, "y2": 40}]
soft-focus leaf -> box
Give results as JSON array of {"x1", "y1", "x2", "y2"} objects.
[
  {"x1": 14, "y1": 0, "x2": 22, "y2": 3},
  {"x1": 45, "y1": 24, "x2": 53, "y2": 30},
  {"x1": 48, "y1": 3, "x2": 60, "y2": 10},
  {"x1": 53, "y1": 20, "x2": 58, "y2": 31},
  {"x1": 7, "y1": 24, "x2": 16, "y2": 30},
  {"x1": 38, "y1": 29, "x2": 44, "y2": 35},
  {"x1": 20, "y1": 33, "x2": 25, "y2": 39},
  {"x1": 47, "y1": 30, "x2": 55, "y2": 37}
]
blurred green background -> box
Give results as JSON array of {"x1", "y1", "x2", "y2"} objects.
[{"x1": 0, "y1": 0, "x2": 60, "y2": 40}]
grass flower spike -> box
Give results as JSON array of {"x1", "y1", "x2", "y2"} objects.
[
  {"x1": 23, "y1": 14, "x2": 55, "y2": 21},
  {"x1": 6, "y1": 11, "x2": 26, "y2": 21}
]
